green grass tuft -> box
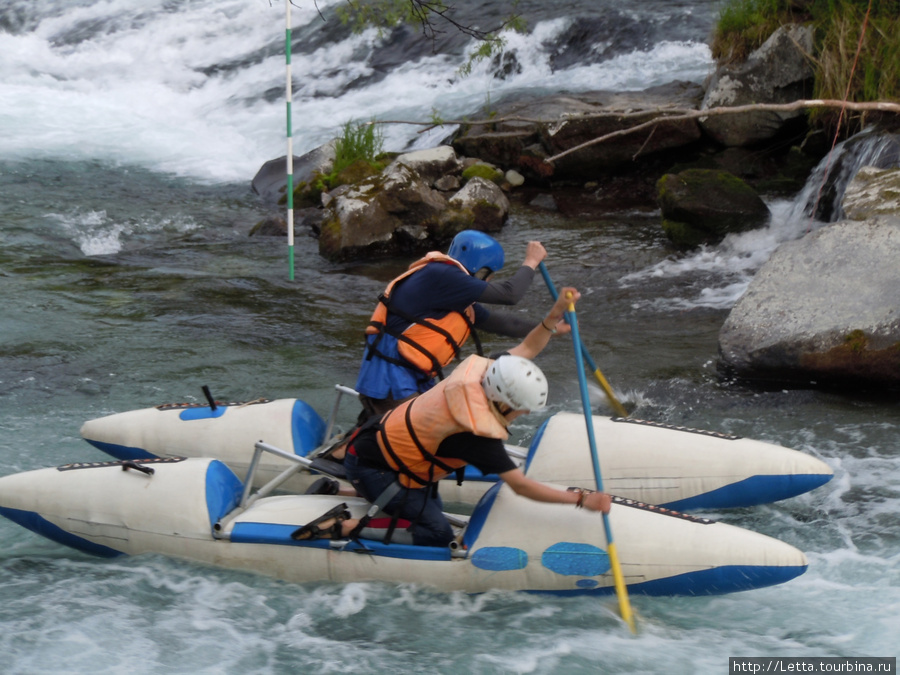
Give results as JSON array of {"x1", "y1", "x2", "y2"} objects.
[
  {"x1": 712, "y1": 0, "x2": 900, "y2": 129},
  {"x1": 332, "y1": 119, "x2": 384, "y2": 176}
]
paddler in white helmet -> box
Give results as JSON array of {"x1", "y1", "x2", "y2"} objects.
[{"x1": 294, "y1": 287, "x2": 612, "y2": 545}]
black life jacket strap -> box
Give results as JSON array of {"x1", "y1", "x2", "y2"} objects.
[
  {"x1": 404, "y1": 401, "x2": 459, "y2": 479},
  {"x1": 368, "y1": 290, "x2": 477, "y2": 380},
  {"x1": 377, "y1": 406, "x2": 431, "y2": 489}
]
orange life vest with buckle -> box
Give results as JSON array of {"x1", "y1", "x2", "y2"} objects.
[
  {"x1": 375, "y1": 355, "x2": 509, "y2": 488},
  {"x1": 365, "y1": 252, "x2": 480, "y2": 379}
]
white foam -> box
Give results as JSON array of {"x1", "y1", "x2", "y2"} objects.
[
  {"x1": 45, "y1": 208, "x2": 200, "y2": 255},
  {"x1": 1, "y1": 2, "x2": 715, "y2": 183},
  {"x1": 621, "y1": 199, "x2": 831, "y2": 311}
]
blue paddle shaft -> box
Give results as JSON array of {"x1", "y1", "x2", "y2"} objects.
[
  {"x1": 565, "y1": 304, "x2": 605, "y2": 493},
  {"x1": 565, "y1": 300, "x2": 619, "y2": 546},
  {"x1": 538, "y1": 263, "x2": 600, "y2": 374}
]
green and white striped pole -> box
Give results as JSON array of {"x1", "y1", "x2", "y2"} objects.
[{"x1": 284, "y1": 0, "x2": 295, "y2": 280}]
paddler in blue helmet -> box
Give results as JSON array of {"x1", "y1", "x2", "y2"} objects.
[{"x1": 354, "y1": 230, "x2": 553, "y2": 420}]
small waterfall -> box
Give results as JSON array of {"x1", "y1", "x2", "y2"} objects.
[{"x1": 789, "y1": 128, "x2": 900, "y2": 223}]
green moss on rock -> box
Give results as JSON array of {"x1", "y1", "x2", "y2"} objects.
[
  {"x1": 462, "y1": 163, "x2": 504, "y2": 185},
  {"x1": 660, "y1": 219, "x2": 710, "y2": 249}
]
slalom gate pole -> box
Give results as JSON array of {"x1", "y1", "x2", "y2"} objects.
[
  {"x1": 564, "y1": 290, "x2": 637, "y2": 634},
  {"x1": 538, "y1": 262, "x2": 627, "y2": 417},
  {"x1": 284, "y1": 0, "x2": 295, "y2": 280}
]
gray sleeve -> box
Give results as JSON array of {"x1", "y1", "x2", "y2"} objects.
[
  {"x1": 475, "y1": 308, "x2": 537, "y2": 338},
  {"x1": 476, "y1": 266, "x2": 536, "y2": 305}
]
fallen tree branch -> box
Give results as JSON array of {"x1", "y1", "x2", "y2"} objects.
[
  {"x1": 372, "y1": 99, "x2": 899, "y2": 163},
  {"x1": 544, "y1": 99, "x2": 900, "y2": 164}
]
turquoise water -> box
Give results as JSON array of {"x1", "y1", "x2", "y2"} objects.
[{"x1": 2, "y1": 158, "x2": 898, "y2": 673}]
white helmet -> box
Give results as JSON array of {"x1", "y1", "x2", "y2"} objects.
[{"x1": 482, "y1": 355, "x2": 548, "y2": 412}]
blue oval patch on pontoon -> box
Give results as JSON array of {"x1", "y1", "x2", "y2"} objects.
[
  {"x1": 542, "y1": 542, "x2": 610, "y2": 576},
  {"x1": 660, "y1": 473, "x2": 834, "y2": 511},
  {"x1": 179, "y1": 406, "x2": 226, "y2": 421},
  {"x1": 291, "y1": 400, "x2": 326, "y2": 457},
  {"x1": 0, "y1": 507, "x2": 124, "y2": 558},
  {"x1": 471, "y1": 546, "x2": 528, "y2": 571},
  {"x1": 204, "y1": 460, "x2": 243, "y2": 528},
  {"x1": 576, "y1": 579, "x2": 599, "y2": 589}
]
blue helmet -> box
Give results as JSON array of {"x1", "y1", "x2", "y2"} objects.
[{"x1": 448, "y1": 230, "x2": 504, "y2": 277}]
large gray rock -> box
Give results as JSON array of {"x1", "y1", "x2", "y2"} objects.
[
  {"x1": 387, "y1": 146, "x2": 462, "y2": 186},
  {"x1": 251, "y1": 141, "x2": 337, "y2": 203},
  {"x1": 701, "y1": 24, "x2": 815, "y2": 147},
  {"x1": 318, "y1": 163, "x2": 449, "y2": 261},
  {"x1": 842, "y1": 167, "x2": 900, "y2": 221},
  {"x1": 657, "y1": 169, "x2": 771, "y2": 247},
  {"x1": 453, "y1": 81, "x2": 705, "y2": 179},
  {"x1": 718, "y1": 217, "x2": 900, "y2": 389},
  {"x1": 449, "y1": 177, "x2": 510, "y2": 232}
]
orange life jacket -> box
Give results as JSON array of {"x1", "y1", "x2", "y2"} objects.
[
  {"x1": 375, "y1": 355, "x2": 509, "y2": 488},
  {"x1": 365, "y1": 252, "x2": 481, "y2": 379}
]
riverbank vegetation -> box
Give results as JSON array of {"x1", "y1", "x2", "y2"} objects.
[{"x1": 712, "y1": 0, "x2": 900, "y2": 107}]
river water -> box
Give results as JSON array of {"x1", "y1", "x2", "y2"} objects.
[{"x1": 1, "y1": 1, "x2": 898, "y2": 673}]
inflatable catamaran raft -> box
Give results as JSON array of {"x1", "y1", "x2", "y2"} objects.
[
  {"x1": 0, "y1": 440, "x2": 809, "y2": 596},
  {"x1": 79, "y1": 389, "x2": 833, "y2": 510}
]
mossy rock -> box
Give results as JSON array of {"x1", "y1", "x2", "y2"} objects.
[
  {"x1": 437, "y1": 206, "x2": 476, "y2": 235},
  {"x1": 288, "y1": 170, "x2": 328, "y2": 208},
  {"x1": 330, "y1": 158, "x2": 384, "y2": 190},
  {"x1": 657, "y1": 168, "x2": 770, "y2": 247},
  {"x1": 462, "y1": 163, "x2": 504, "y2": 185},
  {"x1": 289, "y1": 159, "x2": 385, "y2": 208},
  {"x1": 660, "y1": 219, "x2": 710, "y2": 249}
]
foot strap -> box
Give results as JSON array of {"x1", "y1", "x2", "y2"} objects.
[
  {"x1": 291, "y1": 503, "x2": 350, "y2": 540},
  {"x1": 349, "y1": 481, "x2": 402, "y2": 542}
]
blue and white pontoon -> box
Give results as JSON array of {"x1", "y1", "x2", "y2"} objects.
[
  {"x1": 79, "y1": 388, "x2": 833, "y2": 509},
  {"x1": 0, "y1": 440, "x2": 809, "y2": 597}
]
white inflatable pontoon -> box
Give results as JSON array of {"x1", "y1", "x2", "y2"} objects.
[
  {"x1": 79, "y1": 392, "x2": 833, "y2": 509},
  {"x1": 0, "y1": 444, "x2": 808, "y2": 597}
]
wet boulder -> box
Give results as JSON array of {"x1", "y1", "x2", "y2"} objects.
[
  {"x1": 387, "y1": 146, "x2": 462, "y2": 186},
  {"x1": 318, "y1": 162, "x2": 449, "y2": 261},
  {"x1": 656, "y1": 169, "x2": 771, "y2": 247},
  {"x1": 453, "y1": 81, "x2": 704, "y2": 180},
  {"x1": 453, "y1": 130, "x2": 540, "y2": 171},
  {"x1": 719, "y1": 158, "x2": 900, "y2": 391},
  {"x1": 316, "y1": 150, "x2": 511, "y2": 261},
  {"x1": 842, "y1": 167, "x2": 900, "y2": 220},
  {"x1": 250, "y1": 141, "x2": 337, "y2": 204},
  {"x1": 448, "y1": 177, "x2": 510, "y2": 233},
  {"x1": 718, "y1": 216, "x2": 900, "y2": 390},
  {"x1": 701, "y1": 25, "x2": 815, "y2": 148}
]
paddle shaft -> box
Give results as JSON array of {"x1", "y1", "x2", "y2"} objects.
[
  {"x1": 537, "y1": 263, "x2": 628, "y2": 417},
  {"x1": 564, "y1": 292, "x2": 637, "y2": 633}
]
